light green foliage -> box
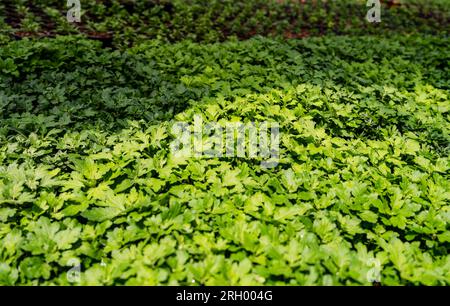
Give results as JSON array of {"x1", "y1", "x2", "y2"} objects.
[{"x1": 0, "y1": 34, "x2": 449, "y2": 285}]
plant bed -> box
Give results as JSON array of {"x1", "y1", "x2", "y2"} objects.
[{"x1": 0, "y1": 34, "x2": 448, "y2": 286}]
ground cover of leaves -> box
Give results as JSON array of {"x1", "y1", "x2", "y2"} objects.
[{"x1": 0, "y1": 34, "x2": 449, "y2": 285}]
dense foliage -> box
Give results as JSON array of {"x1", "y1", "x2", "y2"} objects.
[{"x1": 0, "y1": 33, "x2": 449, "y2": 285}]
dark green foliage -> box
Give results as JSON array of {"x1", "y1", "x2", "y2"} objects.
[{"x1": 0, "y1": 0, "x2": 449, "y2": 47}]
